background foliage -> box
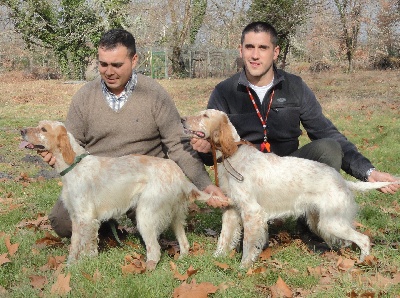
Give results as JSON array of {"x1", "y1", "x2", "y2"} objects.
[{"x1": 1, "y1": 0, "x2": 399, "y2": 79}]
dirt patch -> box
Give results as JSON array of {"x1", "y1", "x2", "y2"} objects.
[{"x1": 20, "y1": 154, "x2": 59, "y2": 179}]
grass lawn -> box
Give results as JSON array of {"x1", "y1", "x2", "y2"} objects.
[{"x1": 0, "y1": 69, "x2": 399, "y2": 297}]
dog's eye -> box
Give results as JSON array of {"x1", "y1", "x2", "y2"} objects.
[
  {"x1": 41, "y1": 127, "x2": 47, "y2": 132},
  {"x1": 202, "y1": 114, "x2": 209, "y2": 118}
]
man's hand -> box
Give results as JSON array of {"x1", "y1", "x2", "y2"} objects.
[
  {"x1": 368, "y1": 170, "x2": 399, "y2": 194},
  {"x1": 203, "y1": 184, "x2": 231, "y2": 208},
  {"x1": 39, "y1": 151, "x2": 56, "y2": 166},
  {"x1": 190, "y1": 138, "x2": 211, "y2": 153}
]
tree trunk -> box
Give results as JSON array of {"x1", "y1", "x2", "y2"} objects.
[{"x1": 171, "y1": 46, "x2": 185, "y2": 77}]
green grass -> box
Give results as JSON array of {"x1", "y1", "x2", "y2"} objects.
[{"x1": 0, "y1": 70, "x2": 399, "y2": 297}]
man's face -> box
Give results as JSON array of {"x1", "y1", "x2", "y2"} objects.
[
  {"x1": 240, "y1": 31, "x2": 280, "y2": 86},
  {"x1": 98, "y1": 45, "x2": 138, "y2": 95}
]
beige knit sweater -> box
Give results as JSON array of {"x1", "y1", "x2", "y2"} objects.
[{"x1": 65, "y1": 74, "x2": 212, "y2": 189}]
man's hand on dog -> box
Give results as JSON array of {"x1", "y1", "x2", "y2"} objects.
[
  {"x1": 368, "y1": 170, "x2": 399, "y2": 194},
  {"x1": 203, "y1": 184, "x2": 230, "y2": 208},
  {"x1": 39, "y1": 151, "x2": 56, "y2": 166},
  {"x1": 190, "y1": 138, "x2": 211, "y2": 153}
]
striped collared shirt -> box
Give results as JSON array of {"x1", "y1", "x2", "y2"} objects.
[{"x1": 101, "y1": 70, "x2": 138, "y2": 111}]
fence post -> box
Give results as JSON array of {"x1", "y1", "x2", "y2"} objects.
[
  {"x1": 150, "y1": 48, "x2": 153, "y2": 79},
  {"x1": 164, "y1": 48, "x2": 168, "y2": 79}
]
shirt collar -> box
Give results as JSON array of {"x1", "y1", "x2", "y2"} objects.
[{"x1": 101, "y1": 70, "x2": 137, "y2": 98}]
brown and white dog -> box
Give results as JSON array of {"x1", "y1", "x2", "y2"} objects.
[
  {"x1": 20, "y1": 120, "x2": 227, "y2": 269},
  {"x1": 182, "y1": 109, "x2": 398, "y2": 268}
]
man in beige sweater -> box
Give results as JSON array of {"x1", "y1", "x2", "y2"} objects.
[{"x1": 41, "y1": 29, "x2": 225, "y2": 238}]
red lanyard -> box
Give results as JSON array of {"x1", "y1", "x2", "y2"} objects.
[{"x1": 246, "y1": 86, "x2": 274, "y2": 152}]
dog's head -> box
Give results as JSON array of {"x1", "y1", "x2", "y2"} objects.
[
  {"x1": 181, "y1": 109, "x2": 240, "y2": 157},
  {"x1": 20, "y1": 120, "x2": 75, "y2": 164}
]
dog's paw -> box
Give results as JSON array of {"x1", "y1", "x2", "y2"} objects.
[{"x1": 146, "y1": 260, "x2": 158, "y2": 271}]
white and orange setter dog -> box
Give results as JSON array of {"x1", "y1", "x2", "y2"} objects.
[
  {"x1": 20, "y1": 120, "x2": 227, "y2": 269},
  {"x1": 182, "y1": 109, "x2": 398, "y2": 268}
]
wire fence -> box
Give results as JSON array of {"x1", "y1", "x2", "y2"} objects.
[{"x1": 0, "y1": 47, "x2": 241, "y2": 80}]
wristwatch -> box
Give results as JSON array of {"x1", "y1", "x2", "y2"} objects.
[{"x1": 364, "y1": 168, "x2": 376, "y2": 181}]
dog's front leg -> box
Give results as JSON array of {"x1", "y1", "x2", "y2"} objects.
[
  {"x1": 240, "y1": 204, "x2": 268, "y2": 268},
  {"x1": 68, "y1": 217, "x2": 100, "y2": 264},
  {"x1": 214, "y1": 207, "x2": 242, "y2": 257}
]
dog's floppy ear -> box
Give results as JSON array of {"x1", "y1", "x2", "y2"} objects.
[
  {"x1": 56, "y1": 125, "x2": 75, "y2": 165},
  {"x1": 217, "y1": 115, "x2": 238, "y2": 157}
]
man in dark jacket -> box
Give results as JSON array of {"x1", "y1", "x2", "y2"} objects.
[{"x1": 191, "y1": 21, "x2": 398, "y2": 193}]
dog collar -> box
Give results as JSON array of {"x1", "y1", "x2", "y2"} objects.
[{"x1": 59, "y1": 153, "x2": 89, "y2": 176}]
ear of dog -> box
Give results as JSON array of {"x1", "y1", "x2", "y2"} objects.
[
  {"x1": 218, "y1": 116, "x2": 238, "y2": 157},
  {"x1": 56, "y1": 125, "x2": 76, "y2": 165}
]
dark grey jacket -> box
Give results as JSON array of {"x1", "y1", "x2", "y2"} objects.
[{"x1": 206, "y1": 67, "x2": 374, "y2": 181}]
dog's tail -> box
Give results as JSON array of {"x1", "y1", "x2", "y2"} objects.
[
  {"x1": 188, "y1": 188, "x2": 232, "y2": 208},
  {"x1": 346, "y1": 180, "x2": 399, "y2": 192}
]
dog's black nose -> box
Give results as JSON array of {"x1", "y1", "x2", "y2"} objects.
[
  {"x1": 20, "y1": 129, "x2": 27, "y2": 136},
  {"x1": 181, "y1": 117, "x2": 186, "y2": 124}
]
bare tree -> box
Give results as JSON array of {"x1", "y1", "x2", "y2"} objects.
[
  {"x1": 126, "y1": 0, "x2": 207, "y2": 77},
  {"x1": 201, "y1": 0, "x2": 249, "y2": 49},
  {"x1": 299, "y1": 2, "x2": 341, "y2": 66},
  {"x1": 376, "y1": 0, "x2": 400, "y2": 57},
  {"x1": 333, "y1": 0, "x2": 365, "y2": 72}
]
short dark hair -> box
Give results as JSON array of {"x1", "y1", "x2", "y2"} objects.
[
  {"x1": 98, "y1": 29, "x2": 136, "y2": 58},
  {"x1": 241, "y1": 22, "x2": 278, "y2": 46}
]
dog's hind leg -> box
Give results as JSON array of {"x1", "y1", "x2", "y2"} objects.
[
  {"x1": 305, "y1": 210, "x2": 320, "y2": 236},
  {"x1": 171, "y1": 212, "x2": 190, "y2": 258},
  {"x1": 135, "y1": 206, "x2": 162, "y2": 270},
  {"x1": 214, "y1": 207, "x2": 242, "y2": 257},
  {"x1": 318, "y1": 218, "x2": 370, "y2": 262}
]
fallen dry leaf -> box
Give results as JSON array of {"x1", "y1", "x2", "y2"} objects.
[
  {"x1": 121, "y1": 254, "x2": 146, "y2": 274},
  {"x1": 29, "y1": 275, "x2": 48, "y2": 290},
  {"x1": 270, "y1": 276, "x2": 292, "y2": 298},
  {"x1": 0, "y1": 197, "x2": 23, "y2": 213},
  {"x1": 307, "y1": 266, "x2": 326, "y2": 277},
  {"x1": 218, "y1": 281, "x2": 233, "y2": 292},
  {"x1": 35, "y1": 232, "x2": 64, "y2": 248},
  {"x1": 170, "y1": 263, "x2": 199, "y2": 281},
  {"x1": 363, "y1": 272, "x2": 397, "y2": 288},
  {"x1": 246, "y1": 266, "x2": 267, "y2": 275},
  {"x1": 337, "y1": 256, "x2": 355, "y2": 271},
  {"x1": 187, "y1": 265, "x2": 198, "y2": 278},
  {"x1": 17, "y1": 214, "x2": 50, "y2": 230},
  {"x1": 353, "y1": 221, "x2": 365, "y2": 228},
  {"x1": 51, "y1": 272, "x2": 71, "y2": 296},
  {"x1": 276, "y1": 231, "x2": 292, "y2": 244},
  {"x1": 0, "y1": 253, "x2": 11, "y2": 266},
  {"x1": 259, "y1": 247, "x2": 272, "y2": 261},
  {"x1": 82, "y1": 268, "x2": 101, "y2": 282},
  {"x1": 228, "y1": 249, "x2": 236, "y2": 258},
  {"x1": 360, "y1": 255, "x2": 378, "y2": 267},
  {"x1": 214, "y1": 261, "x2": 230, "y2": 270},
  {"x1": 40, "y1": 255, "x2": 67, "y2": 272},
  {"x1": 173, "y1": 278, "x2": 218, "y2": 298},
  {"x1": 4, "y1": 235, "x2": 19, "y2": 256},
  {"x1": 190, "y1": 242, "x2": 205, "y2": 256},
  {"x1": 391, "y1": 272, "x2": 400, "y2": 284},
  {"x1": 0, "y1": 285, "x2": 7, "y2": 295}
]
